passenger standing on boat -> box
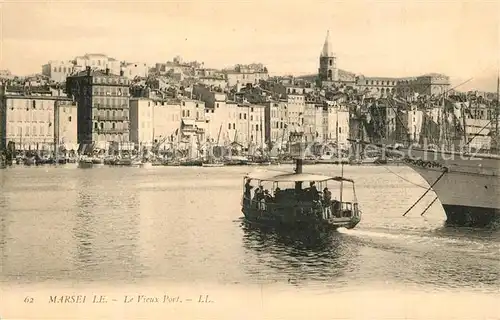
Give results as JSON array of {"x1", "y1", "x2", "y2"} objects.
[
  {"x1": 274, "y1": 187, "x2": 281, "y2": 201},
  {"x1": 262, "y1": 190, "x2": 272, "y2": 210},
  {"x1": 309, "y1": 182, "x2": 320, "y2": 201},
  {"x1": 323, "y1": 187, "x2": 332, "y2": 219},
  {"x1": 244, "y1": 179, "x2": 253, "y2": 206},
  {"x1": 253, "y1": 186, "x2": 264, "y2": 209}
]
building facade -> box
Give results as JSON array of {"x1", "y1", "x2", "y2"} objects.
[
  {"x1": 152, "y1": 100, "x2": 182, "y2": 148},
  {"x1": 66, "y1": 67, "x2": 130, "y2": 146},
  {"x1": 73, "y1": 54, "x2": 121, "y2": 76},
  {"x1": 224, "y1": 64, "x2": 269, "y2": 87},
  {"x1": 121, "y1": 62, "x2": 149, "y2": 79},
  {"x1": 129, "y1": 98, "x2": 155, "y2": 147},
  {"x1": 55, "y1": 100, "x2": 78, "y2": 150},
  {"x1": 0, "y1": 87, "x2": 76, "y2": 151},
  {"x1": 41, "y1": 60, "x2": 75, "y2": 83}
]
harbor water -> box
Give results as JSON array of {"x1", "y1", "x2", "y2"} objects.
[{"x1": 1, "y1": 164, "x2": 499, "y2": 319}]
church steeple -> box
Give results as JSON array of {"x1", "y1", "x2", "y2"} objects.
[
  {"x1": 318, "y1": 30, "x2": 338, "y2": 84},
  {"x1": 320, "y1": 30, "x2": 333, "y2": 57}
]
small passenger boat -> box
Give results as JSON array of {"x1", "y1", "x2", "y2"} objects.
[
  {"x1": 202, "y1": 162, "x2": 225, "y2": 167},
  {"x1": 77, "y1": 157, "x2": 94, "y2": 169},
  {"x1": 241, "y1": 159, "x2": 362, "y2": 231}
]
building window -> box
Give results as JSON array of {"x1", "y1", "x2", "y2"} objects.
[
  {"x1": 216, "y1": 103, "x2": 219, "y2": 108},
  {"x1": 68, "y1": 116, "x2": 72, "y2": 122},
  {"x1": 112, "y1": 123, "x2": 116, "y2": 129},
  {"x1": 228, "y1": 123, "x2": 231, "y2": 130},
  {"x1": 94, "y1": 123, "x2": 98, "y2": 130}
]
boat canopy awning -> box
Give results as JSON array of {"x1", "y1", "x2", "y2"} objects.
[{"x1": 244, "y1": 170, "x2": 354, "y2": 183}]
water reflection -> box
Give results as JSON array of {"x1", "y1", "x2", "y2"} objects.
[
  {"x1": 0, "y1": 173, "x2": 8, "y2": 262},
  {"x1": 74, "y1": 182, "x2": 96, "y2": 269},
  {"x1": 240, "y1": 221, "x2": 359, "y2": 285},
  {"x1": 73, "y1": 172, "x2": 144, "y2": 282}
]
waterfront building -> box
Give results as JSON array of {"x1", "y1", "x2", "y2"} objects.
[
  {"x1": 129, "y1": 98, "x2": 155, "y2": 148},
  {"x1": 398, "y1": 104, "x2": 424, "y2": 143},
  {"x1": 365, "y1": 101, "x2": 398, "y2": 144},
  {"x1": 0, "y1": 85, "x2": 77, "y2": 151},
  {"x1": 179, "y1": 98, "x2": 206, "y2": 156},
  {"x1": 264, "y1": 100, "x2": 290, "y2": 147},
  {"x1": 324, "y1": 103, "x2": 350, "y2": 148},
  {"x1": 41, "y1": 60, "x2": 75, "y2": 83},
  {"x1": 459, "y1": 101, "x2": 492, "y2": 151},
  {"x1": 264, "y1": 101, "x2": 281, "y2": 147},
  {"x1": 234, "y1": 103, "x2": 266, "y2": 149},
  {"x1": 66, "y1": 67, "x2": 130, "y2": 147},
  {"x1": 151, "y1": 99, "x2": 182, "y2": 149},
  {"x1": 303, "y1": 101, "x2": 318, "y2": 143},
  {"x1": 202, "y1": 99, "x2": 240, "y2": 145},
  {"x1": 286, "y1": 93, "x2": 306, "y2": 133},
  {"x1": 55, "y1": 101, "x2": 78, "y2": 150}
]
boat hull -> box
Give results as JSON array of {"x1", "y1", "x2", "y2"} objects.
[
  {"x1": 398, "y1": 148, "x2": 500, "y2": 227},
  {"x1": 77, "y1": 161, "x2": 93, "y2": 169},
  {"x1": 242, "y1": 207, "x2": 360, "y2": 231},
  {"x1": 202, "y1": 164, "x2": 225, "y2": 167}
]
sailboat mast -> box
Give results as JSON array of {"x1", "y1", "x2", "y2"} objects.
[
  {"x1": 495, "y1": 74, "x2": 500, "y2": 153},
  {"x1": 216, "y1": 124, "x2": 222, "y2": 145},
  {"x1": 339, "y1": 162, "x2": 344, "y2": 204},
  {"x1": 247, "y1": 106, "x2": 250, "y2": 153},
  {"x1": 461, "y1": 101, "x2": 468, "y2": 149},
  {"x1": 260, "y1": 106, "x2": 264, "y2": 150}
]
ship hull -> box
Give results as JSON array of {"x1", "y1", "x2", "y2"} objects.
[
  {"x1": 242, "y1": 207, "x2": 360, "y2": 231},
  {"x1": 398, "y1": 148, "x2": 500, "y2": 227},
  {"x1": 442, "y1": 204, "x2": 500, "y2": 227}
]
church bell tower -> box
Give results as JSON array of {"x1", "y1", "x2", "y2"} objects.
[{"x1": 318, "y1": 30, "x2": 338, "y2": 83}]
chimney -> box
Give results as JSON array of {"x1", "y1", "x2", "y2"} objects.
[
  {"x1": 86, "y1": 66, "x2": 91, "y2": 76},
  {"x1": 105, "y1": 68, "x2": 110, "y2": 75}
]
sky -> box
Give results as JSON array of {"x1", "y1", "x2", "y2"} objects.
[{"x1": 0, "y1": 0, "x2": 499, "y2": 91}]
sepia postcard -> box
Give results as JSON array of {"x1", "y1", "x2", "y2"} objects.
[{"x1": 0, "y1": 0, "x2": 499, "y2": 319}]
